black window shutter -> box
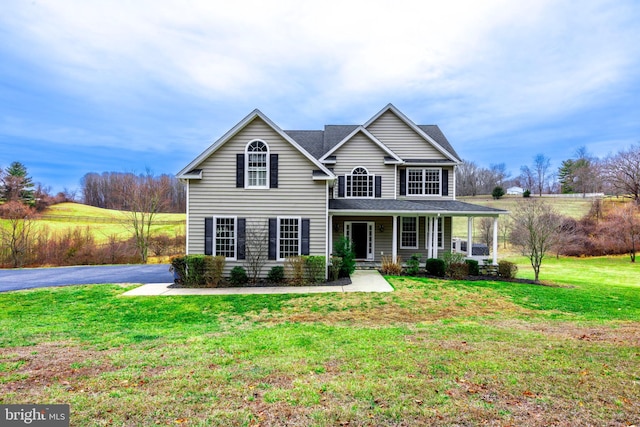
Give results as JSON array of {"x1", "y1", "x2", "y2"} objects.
[
  {"x1": 237, "y1": 218, "x2": 246, "y2": 260},
  {"x1": 236, "y1": 154, "x2": 245, "y2": 188},
  {"x1": 442, "y1": 169, "x2": 449, "y2": 196},
  {"x1": 400, "y1": 169, "x2": 407, "y2": 196},
  {"x1": 269, "y1": 154, "x2": 278, "y2": 188},
  {"x1": 375, "y1": 176, "x2": 382, "y2": 198},
  {"x1": 204, "y1": 217, "x2": 213, "y2": 255},
  {"x1": 301, "y1": 218, "x2": 310, "y2": 255},
  {"x1": 338, "y1": 175, "x2": 345, "y2": 198},
  {"x1": 268, "y1": 218, "x2": 277, "y2": 260}
]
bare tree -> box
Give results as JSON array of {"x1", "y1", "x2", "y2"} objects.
[
  {"x1": 123, "y1": 171, "x2": 170, "y2": 263},
  {"x1": 519, "y1": 165, "x2": 536, "y2": 194},
  {"x1": 533, "y1": 154, "x2": 551, "y2": 196},
  {"x1": 477, "y1": 217, "x2": 494, "y2": 253},
  {"x1": 607, "y1": 204, "x2": 640, "y2": 262},
  {"x1": 244, "y1": 219, "x2": 270, "y2": 283},
  {"x1": 509, "y1": 199, "x2": 562, "y2": 282},
  {"x1": 603, "y1": 144, "x2": 640, "y2": 203},
  {"x1": 0, "y1": 201, "x2": 38, "y2": 267},
  {"x1": 499, "y1": 216, "x2": 512, "y2": 249}
]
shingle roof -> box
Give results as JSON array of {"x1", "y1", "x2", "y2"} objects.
[
  {"x1": 329, "y1": 199, "x2": 507, "y2": 214},
  {"x1": 417, "y1": 125, "x2": 460, "y2": 161},
  {"x1": 283, "y1": 130, "x2": 325, "y2": 159}
]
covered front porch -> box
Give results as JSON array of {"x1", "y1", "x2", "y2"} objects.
[{"x1": 328, "y1": 199, "x2": 508, "y2": 266}]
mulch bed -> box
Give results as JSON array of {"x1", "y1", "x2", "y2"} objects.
[{"x1": 168, "y1": 276, "x2": 352, "y2": 289}]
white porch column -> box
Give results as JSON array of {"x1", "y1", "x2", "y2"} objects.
[
  {"x1": 426, "y1": 217, "x2": 432, "y2": 259},
  {"x1": 467, "y1": 217, "x2": 474, "y2": 257},
  {"x1": 492, "y1": 216, "x2": 499, "y2": 265},
  {"x1": 392, "y1": 215, "x2": 398, "y2": 263},
  {"x1": 328, "y1": 215, "x2": 333, "y2": 257},
  {"x1": 433, "y1": 215, "x2": 439, "y2": 258}
]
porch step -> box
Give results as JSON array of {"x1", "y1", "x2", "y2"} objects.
[{"x1": 355, "y1": 262, "x2": 380, "y2": 270}]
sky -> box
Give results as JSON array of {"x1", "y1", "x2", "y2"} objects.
[{"x1": 1, "y1": 0, "x2": 639, "y2": 194}]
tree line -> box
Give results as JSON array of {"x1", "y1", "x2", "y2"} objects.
[{"x1": 456, "y1": 144, "x2": 640, "y2": 202}]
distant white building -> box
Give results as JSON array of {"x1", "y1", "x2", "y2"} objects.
[{"x1": 507, "y1": 186, "x2": 524, "y2": 195}]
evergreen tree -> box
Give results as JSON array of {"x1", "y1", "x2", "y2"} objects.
[{"x1": 1, "y1": 162, "x2": 35, "y2": 204}]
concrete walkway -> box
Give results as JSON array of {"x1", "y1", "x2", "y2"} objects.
[{"x1": 121, "y1": 269, "x2": 393, "y2": 296}]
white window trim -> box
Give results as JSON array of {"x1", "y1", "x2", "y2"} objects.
[
  {"x1": 277, "y1": 216, "x2": 301, "y2": 261},
  {"x1": 245, "y1": 139, "x2": 269, "y2": 189},
  {"x1": 345, "y1": 166, "x2": 374, "y2": 199},
  {"x1": 344, "y1": 221, "x2": 375, "y2": 260},
  {"x1": 214, "y1": 216, "x2": 237, "y2": 260},
  {"x1": 406, "y1": 167, "x2": 442, "y2": 197},
  {"x1": 400, "y1": 216, "x2": 419, "y2": 249}
]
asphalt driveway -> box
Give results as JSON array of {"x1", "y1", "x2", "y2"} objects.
[{"x1": 0, "y1": 264, "x2": 173, "y2": 292}]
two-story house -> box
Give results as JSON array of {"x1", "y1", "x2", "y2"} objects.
[{"x1": 177, "y1": 104, "x2": 506, "y2": 278}]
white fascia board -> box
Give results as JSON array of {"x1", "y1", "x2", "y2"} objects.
[
  {"x1": 328, "y1": 210, "x2": 507, "y2": 216},
  {"x1": 363, "y1": 103, "x2": 462, "y2": 164},
  {"x1": 319, "y1": 126, "x2": 402, "y2": 162}
]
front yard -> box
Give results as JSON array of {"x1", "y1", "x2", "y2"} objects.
[{"x1": 0, "y1": 256, "x2": 638, "y2": 426}]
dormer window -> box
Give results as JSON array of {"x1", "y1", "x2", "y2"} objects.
[
  {"x1": 246, "y1": 140, "x2": 269, "y2": 188},
  {"x1": 346, "y1": 167, "x2": 374, "y2": 198}
]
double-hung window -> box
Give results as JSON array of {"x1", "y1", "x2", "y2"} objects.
[
  {"x1": 400, "y1": 217, "x2": 418, "y2": 249},
  {"x1": 278, "y1": 217, "x2": 300, "y2": 260},
  {"x1": 246, "y1": 140, "x2": 268, "y2": 188},
  {"x1": 215, "y1": 217, "x2": 236, "y2": 259},
  {"x1": 346, "y1": 167, "x2": 374, "y2": 198},
  {"x1": 407, "y1": 168, "x2": 441, "y2": 196}
]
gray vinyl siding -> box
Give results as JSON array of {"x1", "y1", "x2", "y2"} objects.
[
  {"x1": 330, "y1": 216, "x2": 451, "y2": 262},
  {"x1": 366, "y1": 110, "x2": 449, "y2": 160},
  {"x1": 187, "y1": 117, "x2": 327, "y2": 276},
  {"x1": 331, "y1": 133, "x2": 395, "y2": 199}
]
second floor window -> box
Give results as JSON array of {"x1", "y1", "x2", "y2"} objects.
[
  {"x1": 407, "y1": 168, "x2": 441, "y2": 196},
  {"x1": 246, "y1": 140, "x2": 268, "y2": 188},
  {"x1": 346, "y1": 167, "x2": 374, "y2": 198}
]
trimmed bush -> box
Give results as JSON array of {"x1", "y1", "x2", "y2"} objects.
[
  {"x1": 229, "y1": 266, "x2": 248, "y2": 285},
  {"x1": 333, "y1": 236, "x2": 355, "y2": 277},
  {"x1": 465, "y1": 259, "x2": 480, "y2": 276},
  {"x1": 498, "y1": 260, "x2": 518, "y2": 279},
  {"x1": 426, "y1": 258, "x2": 445, "y2": 277},
  {"x1": 170, "y1": 256, "x2": 187, "y2": 285},
  {"x1": 304, "y1": 255, "x2": 326, "y2": 284},
  {"x1": 170, "y1": 255, "x2": 224, "y2": 287},
  {"x1": 381, "y1": 255, "x2": 403, "y2": 275},
  {"x1": 406, "y1": 254, "x2": 422, "y2": 276},
  {"x1": 329, "y1": 256, "x2": 342, "y2": 281},
  {"x1": 204, "y1": 256, "x2": 225, "y2": 287},
  {"x1": 267, "y1": 266, "x2": 285, "y2": 283}
]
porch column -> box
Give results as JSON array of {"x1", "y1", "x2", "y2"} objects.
[
  {"x1": 492, "y1": 216, "x2": 499, "y2": 265},
  {"x1": 329, "y1": 215, "x2": 333, "y2": 257},
  {"x1": 433, "y1": 215, "x2": 439, "y2": 258},
  {"x1": 467, "y1": 217, "x2": 473, "y2": 257},
  {"x1": 392, "y1": 215, "x2": 398, "y2": 263},
  {"x1": 426, "y1": 217, "x2": 432, "y2": 259}
]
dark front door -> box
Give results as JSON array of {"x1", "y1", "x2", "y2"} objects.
[{"x1": 352, "y1": 223, "x2": 368, "y2": 259}]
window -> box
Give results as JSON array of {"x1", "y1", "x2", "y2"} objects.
[
  {"x1": 246, "y1": 140, "x2": 268, "y2": 188},
  {"x1": 346, "y1": 167, "x2": 374, "y2": 198},
  {"x1": 215, "y1": 217, "x2": 236, "y2": 259},
  {"x1": 278, "y1": 217, "x2": 300, "y2": 259},
  {"x1": 407, "y1": 168, "x2": 441, "y2": 196},
  {"x1": 401, "y1": 217, "x2": 418, "y2": 249}
]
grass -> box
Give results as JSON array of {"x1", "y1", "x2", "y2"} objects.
[{"x1": 1, "y1": 257, "x2": 639, "y2": 425}]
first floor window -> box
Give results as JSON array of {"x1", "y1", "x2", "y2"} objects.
[
  {"x1": 215, "y1": 217, "x2": 236, "y2": 258},
  {"x1": 279, "y1": 217, "x2": 300, "y2": 259},
  {"x1": 401, "y1": 217, "x2": 418, "y2": 248}
]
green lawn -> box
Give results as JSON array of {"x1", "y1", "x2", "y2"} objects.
[{"x1": 1, "y1": 257, "x2": 638, "y2": 426}]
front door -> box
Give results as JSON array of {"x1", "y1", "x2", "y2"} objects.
[{"x1": 345, "y1": 221, "x2": 374, "y2": 260}]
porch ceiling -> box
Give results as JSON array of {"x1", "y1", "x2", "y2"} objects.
[{"x1": 328, "y1": 199, "x2": 508, "y2": 216}]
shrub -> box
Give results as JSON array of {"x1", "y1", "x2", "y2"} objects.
[
  {"x1": 449, "y1": 262, "x2": 469, "y2": 279},
  {"x1": 170, "y1": 255, "x2": 187, "y2": 285},
  {"x1": 426, "y1": 258, "x2": 445, "y2": 277},
  {"x1": 229, "y1": 266, "x2": 248, "y2": 286},
  {"x1": 304, "y1": 255, "x2": 326, "y2": 284},
  {"x1": 406, "y1": 254, "x2": 422, "y2": 276},
  {"x1": 381, "y1": 255, "x2": 403, "y2": 275},
  {"x1": 329, "y1": 256, "x2": 342, "y2": 281},
  {"x1": 169, "y1": 255, "x2": 222, "y2": 287},
  {"x1": 523, "y1": 189, "x2": 531, "y2": 198},
  {"x1": 204, "y1": 256, "x2": 225, "y2": 287},
  {"x1": 441, "y1": 251, "x2": 465, "y2": 276},
  {"x1": 333, "y1": 236, "x2": 355, "y2": 277},
  {"x1": 465, "y1": 259, "x2": 480, "y2": 276},
  {"x1": 492, "y1": 186, "x2": 505, "y2": 200},
  {"x1": 267, "y1": 266, "x2": 285, "y2": 283},
  {"x1": 498, "y1": 260, "x2": 518, "y2": 279},
  {"x1": 284, "y1": 256, "x2": 305, "y2": 285}
]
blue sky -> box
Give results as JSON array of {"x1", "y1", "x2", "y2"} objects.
[{"x1": 1, "y1": 0, "x2": 639, "y2": 193}]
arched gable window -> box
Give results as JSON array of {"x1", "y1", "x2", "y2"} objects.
[
  {"x1": 346, "y1": 166, "x2": 374, "y2": 198},
  {"x1": 246, "y1": 140, "x2": 269, "y2": 188}
]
